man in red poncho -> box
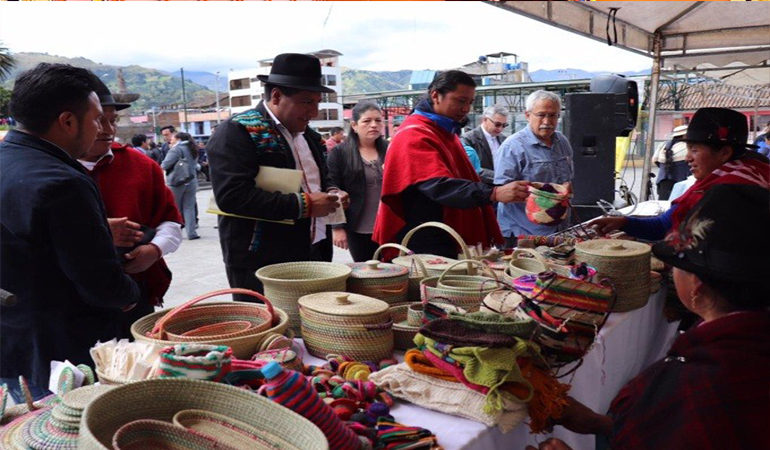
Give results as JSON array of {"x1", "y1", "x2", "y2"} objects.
[
  {"x1": 78, "y1": 77, "x2": 183, "y2": 337},
  {"x1": 373, "y1": 70, "x2": 529, "y2": 257}
]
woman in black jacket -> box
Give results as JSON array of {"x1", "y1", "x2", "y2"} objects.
[{"x1": 327, "y1": 101, "x2": 388, "y2": 261}]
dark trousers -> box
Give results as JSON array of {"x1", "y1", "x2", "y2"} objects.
[
  {"x1": 657, "y1": 180, "x2": 675, "y2": 200},
  {"x1": 225, "y1": 237, "x2": 333, "y2": 302},
  {"x1": 347, "y1": 231, "x2": 379, "y2": 262},
  {"x1": 503, "y1": 235, "x2": 518, "y2": 250}
]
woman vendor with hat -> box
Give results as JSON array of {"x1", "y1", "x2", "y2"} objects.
[
  {"x1": 528, "y1": 183, "x2": 770, "y2": 450},
  {"x1": 591, "y1": 107, "x2": 770, "y2": 240}
]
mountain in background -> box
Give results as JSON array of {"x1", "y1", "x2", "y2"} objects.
[
  {"x1": 341, "y1": 68, "x2": 412, "y2": 94},
  {"x1": 172, "y1": 70, "x2": 228, "y2": 93},
  {"x1": 2, "y1": 52, "x2": 217, "y2": 112}
]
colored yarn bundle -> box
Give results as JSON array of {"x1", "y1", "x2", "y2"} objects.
[
  {"x1": 404, "y1": 349, "x2": 457, "y2": 383},
  {"x1": 516, "y1": 235, "x2": 578, "y2": 247},
  {"x1": 525, "y1": 182, "x2": 571, "y2": 226},
  {"x1": 376, "y1": 415, "x2": 441, "y2": 449},
  {"x1": 261, "y1": 362, "x2": 363, "y2": 450},
  {"x1": 157, "y1": 344, "x2": 232, "y2": 381}
]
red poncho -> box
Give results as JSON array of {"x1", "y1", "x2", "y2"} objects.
[
  {"x1": 671, "y1": 156, "x2": 770, "y2": 229},
  {"x1": 373, "y1": 114, "x2": 502, "y2": 249},
  {"x1": 91, "y1": 143, "x2": 183, "y2": 306}
]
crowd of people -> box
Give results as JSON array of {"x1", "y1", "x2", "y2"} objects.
[{"x1": 1, "y1": 54, "x2": 768, "y2": 448}]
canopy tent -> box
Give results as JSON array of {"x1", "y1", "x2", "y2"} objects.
[{"x1": 490, "y1": 0, "x2": 770, "y2": 199}]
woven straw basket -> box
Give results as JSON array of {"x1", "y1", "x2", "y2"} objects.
[
  {"x1": 575, "y1": 239, "x2": 651, "y2": 312},
  {"x1": 256, "y1": 261, "x2": 351, "y2": 336},
  {"x1": 131, "y1": 302, "x2": 289, "y2": 360},
  {"x1": 373, "y1": 243, "x2": 428, "y2": 302},
  {"x1": 420, "y1": 260, "x2": 500, "y2": 312},
  {"x1": 393, "y1": 221, "x2": 476, "y2": 276},
  {"x1": 78, "y1": 378, "x2": 328, "y2": 450},
  {"x1": 346, "y1": 260, "x2": 409, "y2": 305},
  {"x1": 298, "y1": 292, "x2": 393, "y2": 361},
  {"x1": 525, "y1": 182, "x2": 571, "y2": 226},
  {"x1": 388, "y1": 302, "x2": 421, "y2": 351}
]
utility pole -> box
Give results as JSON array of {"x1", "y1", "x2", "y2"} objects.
[
  {"x1": 215, "y1": 71, "x2": 221, "y2": 124},
  {"x1": 151, "y1": 106, "x2": 158, "y2": 142},
  {"x1": 180, "y1": 67, "x2": 188, "y2": 132}
]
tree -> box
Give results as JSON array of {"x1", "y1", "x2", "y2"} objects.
[
  {"x1": 0, "y1": 85, "x2": 11, "y2": 117},
  {"x1": 0, "y1": 41, "x2": 16, "y2": 82}
]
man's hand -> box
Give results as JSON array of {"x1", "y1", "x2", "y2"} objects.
[
  {"x1": 494, "y1": 180, "x2": 530, "y2": 203},
  {"x1": 553, "y1": 396, "x2": 613, "y2": 436},
  {"x1": 332, "y1": 228, "x2": 348, "y2": 249},
  {"x1": 588, "y1": 216, "x2": 628, "y2": 235},
  {"x1": 108, "y1": 217, "x2": 143, "y2": 247},
  {"x1": 308, "y1": 192, "x2": 339, "y2": 218},
  {"x1": 525, "y1": 438, "x2": 573, "y2": 450},
  {"x1": 123, "y1": 244, "x2": 161, "y2": 274},
  {"x1": 334, "y1": 189, "x2": 350, "y2": 209}
]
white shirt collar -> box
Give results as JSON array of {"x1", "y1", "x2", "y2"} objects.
[{"x1": 77, "y1": 148, "x2": 114, "y2": 171}]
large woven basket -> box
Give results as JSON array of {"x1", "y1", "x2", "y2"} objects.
[
  {"x1": 298, "y1": 292, "x2": 393, "y2": 361},
  {"x1": 148, "y1": 289, "x2": 278, "y2": 342},
  {"x1": 131, "y1": 302, "x2": 289, "y2": 359},
  {"x1": 256, "y1": 261, "x2": 351, "y2": 336},
  {"x1": 78, "y1": 378, "x2": 328, "y2": 450},
  {"x1": 346, "y1": 260, "x2": 409, "y2": 305},
  {"x1": 420, "y1": 260, "x2": 500, "y2": 312},
  {"x1": 575, "y1": 239, "x2": 650, "y2": 312},
  {"x1": 373, "y1": 243, "x2": 428, "y2": 302},
  {"x1": 393, "y1": 221, "x2": 475, "y2": 276}
]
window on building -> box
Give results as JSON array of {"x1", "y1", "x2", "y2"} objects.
[
  {"x1": 327, "y1": 109, "x2": 339, "y2": 120},
  {"x1": 195, "y1": 122, "x2": 204, "y2": 135},
  {"x1": 324, "y1": 74, "x2": 336, "y2": 86},
  {"x1": 323, "y1": 92, "x2": 338, "y2": 103},
  {"x1": 231, "y1": 95, "x2": 251, "y2": 107},
  {"x1": 230, "y1": 78, "x2": 250, "y2": 90}
]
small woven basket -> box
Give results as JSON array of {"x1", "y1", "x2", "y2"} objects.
[
  {"x1": 420, "y1": 260, "x2": 500, "y2": 312},
  {"x1": 256, "y1": 261, "x2": 352, "y2": 336},
  {"x1": 389, "y1": 302, "x2": 421, "y2": 351},
  {"x1": 507, "y1": 248, "x2": 549, "y2": 280},
  {"x1": 525, "y1": 182, "x2": 571, "y2": 226},
  {"x1": 346, "y1": 260, "x2": 409, "y2": 305},
  {"x1": 394, "y1": 221, "x2": 475, "y2": 276},
  {"x1": 131, "y1": 302, "x2": 289, "y2": 360},
  {"x1": 173, "y1": 409, "x2": 300, "y2": 449},
  {"x1": 298, "y1": 292, "x2": 393, "y2": 361},
  {"x1": 112, "y1": 419, "x2": 221, "y2": 450},
  {"x1": 373, "y1": 243, "x2": 428, "y2": 302},
  {"x1": 78, "y1": 378, "x2": 328, "y2": 450}
]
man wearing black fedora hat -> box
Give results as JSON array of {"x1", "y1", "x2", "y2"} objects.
[
  {"x1": 208, "y1": 53, "x2": 348, "y2": 298},
  {"x1": 591, "y1": 107, "x2": 770, "y2": 241}
]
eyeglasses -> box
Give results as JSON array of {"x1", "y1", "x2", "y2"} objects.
[
  {"x1": 485, "y1": 117, "x2": 508, "y2": 128},
  {"x1": 532, "y1": 112, "x2": 560, "y2": 120}
]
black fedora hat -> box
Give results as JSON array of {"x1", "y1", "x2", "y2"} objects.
[
  {"x1": 257, "y1": 53, "x2": 334, "y2": 94},
  {"x1": 91, "y1": 75, "x2": 131, "y2": 111},
  {"x1": 682, "y1": 107, "x2": 757, "y2": 154},
  {"x1": 652, "y1": 183, "x2": 770, "y2": 286}
]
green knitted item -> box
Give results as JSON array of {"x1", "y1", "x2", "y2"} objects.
[{"x1": 448, "y1": 311, "x2": 537, "y2": 337}]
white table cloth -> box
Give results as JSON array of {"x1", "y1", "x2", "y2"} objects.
[{"x1": 300, "y1": 287, "x2": 679, "y2": 450}]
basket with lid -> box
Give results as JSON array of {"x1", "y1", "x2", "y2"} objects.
[
  {"x1": 392, "y1": 221, "x2": 476, "y2": 277},
  {"x1": 256, "y1": 261, "x2": 351, "y2": 336},
  {"x1": 575, "y1": 239, "x2": 650, "y2": 312},
  {"x1": 346, "y1": 260, "x2": 409, "y2": 305},
  {"x1": 298, "y1": 292, "x2": 393, "y2": 361}
]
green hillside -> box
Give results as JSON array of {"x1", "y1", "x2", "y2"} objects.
[
  {"x1": 2, "y1": 52, "x2": 216, "y2": 112},
  {"x1": 342, "y1": 68, "x2": 411, "y2": 94}
]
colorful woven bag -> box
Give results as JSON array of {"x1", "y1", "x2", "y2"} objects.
[
  {"x1": 525, "y1": 182, "x2": 571, "y2": 226},
  {"x1": 158, "y1": 344, "x2": 233, "y2": 382}
]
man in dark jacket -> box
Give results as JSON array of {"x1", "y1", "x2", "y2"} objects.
[
  {"x1": 0, "y1": 64, "x2": 141, "y2": 401},
  {"x1": 461, "y1": 104, "x2": 509, "y2": 185},
  {"x1": 207, "y1": 53, "x2": 347, "y2": 298}
]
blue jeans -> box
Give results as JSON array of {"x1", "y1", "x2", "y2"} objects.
[
  {"x1": 169, "y1": 180, "x2": 199, "y2": 239},
  {"x1": 0, "y1": 377, "x2": 52, "y2": 403}
]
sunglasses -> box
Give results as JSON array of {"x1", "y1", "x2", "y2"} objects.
[{"x1": 486, "y1": 117, "x2": 509, "y2": 128}]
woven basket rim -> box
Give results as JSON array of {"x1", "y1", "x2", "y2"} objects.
[
  {"x1": 298, "y1": 292, "x2": 389, "y2": 316},
  {"x1": 256, "y1": 261, "x2": 352, "y2": 283}
]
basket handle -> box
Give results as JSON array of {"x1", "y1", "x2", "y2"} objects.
[
  {"x1": 510, "y1": 248, "x2": 547, "y2": 267},
  {"x1": 399, "y1": 221, "x2": 473, "y2": 274},
  {"x1": 373, "y1": 243, "x2": 428, "y2": 277},
  {"x1": 437, "y1": 259, "x2": 498, "y2": 284},
  {"x1": 149, "y1": 288, "x2": 277, "y2": 340}
]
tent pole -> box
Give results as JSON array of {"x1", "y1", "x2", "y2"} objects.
[{"x1": 642, "y1": 32, "x2": 662, "y2": 201}]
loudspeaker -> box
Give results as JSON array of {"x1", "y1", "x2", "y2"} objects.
[
  {"x1": 590, "y1": 74, "x2": 638, "y2": 136},
  {"x1": 563, "y1": 93, "x2": 617, "y2": 207}
]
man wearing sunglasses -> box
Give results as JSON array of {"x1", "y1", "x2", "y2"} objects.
[
  {"x1": 462, "y1": 104, "x2": 509, "y2": 185},
  {"x1": 494, "y1": 90, "x2": 574, "y2": 248}
]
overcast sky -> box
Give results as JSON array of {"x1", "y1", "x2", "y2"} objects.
[{"x1": 0, "y1": 2, "x2": 652, "y2": 74}]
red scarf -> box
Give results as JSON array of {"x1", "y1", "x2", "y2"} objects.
[
  {"x1": 671, "y1": 155, "x2": 770, "y2": 229},
  {"x1": 90, "y1": 143, "x2": 183, "y2": 306},
  {"x1": 373, "y1": 114, "x2": 503, "y2": 249}
]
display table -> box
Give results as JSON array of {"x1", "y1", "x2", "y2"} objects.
[{"x1": 300, "y1": 287, "x2": 679, "y2": 450}]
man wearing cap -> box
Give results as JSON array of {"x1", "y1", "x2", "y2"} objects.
[
  {"x1": 591, "y1": 107, "x2": 770, "y2": 240},
  {"x1": 0, "y1": 64, "x2": 140, "y2": 400},
  {"x1": 78, "y1": 77, "x2": 183, "y2": 337},
  {"x1": 207, "y1": 53, "x2": 347, "y2": 298},
  {"x1": 653, "y1": 124, "x2": 689, "y2": 200}
]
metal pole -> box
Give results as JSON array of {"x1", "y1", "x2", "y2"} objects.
[
  {"x1": 180, "y1": 67, "x2": 188, "y2": 132},
  {"x1": 151, "y1": 106, "x2": 157, "y2": 142},
  {"x1": 641, "y1": 33, "x2": 662, "y2": 202},
  {"x1": 215, "y1": 71, "x2": 221, "y2": 124}
]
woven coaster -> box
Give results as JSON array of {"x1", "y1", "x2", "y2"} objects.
[
  {"x1": 61, "y1": 384, "x2": 115, "y2": 412},
  {"x1": 0, "y1": 394, "x2": 60, "y2": 426},
  {"x1": 18, "y1": 375, "x2": 35, "y2": 412},
  {"x1": 0, "y1": 383, "x2": 7, "y2": 418},
  {"x1": 22, "y1": 408, "x2": 79, "y2": 450},
  {"x1": 76, "y1": 365, "x2": 95, "y2": 386},
  {"x1": 56, "y1": 367, "x2": 76, "y2": 396},
  {"x1": 47, "y1": 415, "x2": 81, "y2": 434},
  {"x1": 0, "y1": 406, "x2": 50, "y2": 450},
  {"x1": 50, "y1": 406, "x2": 81, "y2": 426}
]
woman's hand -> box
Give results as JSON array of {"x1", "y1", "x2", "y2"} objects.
[
  {"x1": 332, "y1": 228, "x2": 348, "y2": 250},
  {"x1": 588, "y1": 216, "x2": 628, "y2": 235},
  {"x1": 108, "y1": 217, "x2": 143, "y2": 247}
]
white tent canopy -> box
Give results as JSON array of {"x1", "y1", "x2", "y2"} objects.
[{"x1": 491, "y1": 1, "x2": 770, "y2": 199}]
